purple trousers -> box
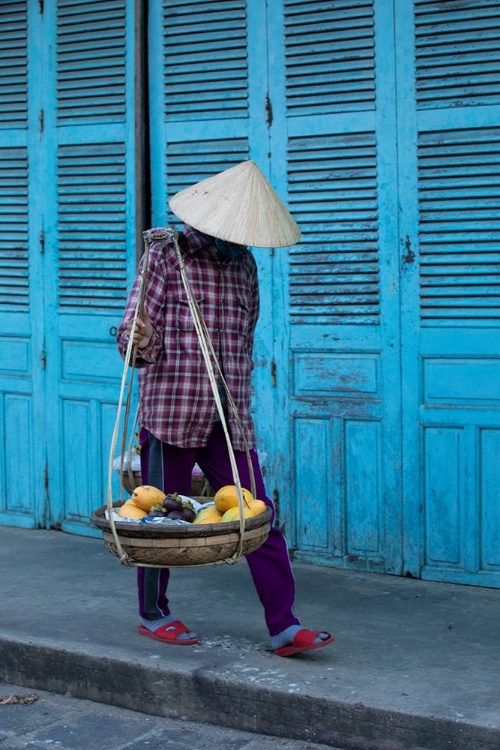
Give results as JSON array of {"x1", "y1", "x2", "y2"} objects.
[{"x1": 138, "y1": 422, "x2": 300, "y2": 636}]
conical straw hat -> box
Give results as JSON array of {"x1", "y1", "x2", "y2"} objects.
[{"x1": 169, "y1": 160, "x2": 301, "y2": 248}]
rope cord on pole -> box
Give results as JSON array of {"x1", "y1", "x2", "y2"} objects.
[{"x1": 107, "y1": 228, "x2": 257, "y2": 566}]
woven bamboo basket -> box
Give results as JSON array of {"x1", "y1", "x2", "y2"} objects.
[{"x1": 90, "y1": 501, "x2": 272, "y2": 567}]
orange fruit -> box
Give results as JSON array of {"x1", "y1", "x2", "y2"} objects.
[
  {"x1": 246, "y1": 499, "x2": 267, "y2": 515},
  {"x1": 192, "y1": 508, "x2": 223, "y2": 524},
  {"x1": 118, "y1": 501, "x2": 148, "y2": 520},
  {"x1": 130, "y1": 485, "x2": 166, "y2": 511},
  {"x1": 214, "y1": 485, "x2": 253, "y2": 513},
  {"x1": 221, "y1": 505, "x2": 255, "y2": 523}
]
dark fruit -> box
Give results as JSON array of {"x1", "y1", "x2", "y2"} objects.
[
  {"x1": 148, "y1": 509, "x2": 166, "y2": 518},
  {"x1": 167, "y1": 510, "x2": 184, "y2": 520},
  {"x1": 181, "y1": 506, "x2": 196, "y2": 522},
  {"x1": 163, "y1": 497, "x2": 182, "y2": 512}
]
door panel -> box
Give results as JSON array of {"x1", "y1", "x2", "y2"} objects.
[
  {"x1": 149, "y1": 0, "x2": 262, "y2": 227},
  {"x1": 397, "y1": 0, "x2": 500, "y2": 586},
  {"x1": 1, "y1": 1, "x2": 140, "y2": 533},
  {"x1": 149, "y1": 0, "x2": 404, "y2": 576},
  {"x1": 0, "y1": 2, "x2": 44, "y2": 529},
  {"x1": 269, "y1": 0, "x2": 403, "y2": 573},
  {"x1": 148, "y1": 0, "x2": 272, "y2": 442},
  {"x1": 49, "y1": 0, "x2": 140, "y2": 534}
]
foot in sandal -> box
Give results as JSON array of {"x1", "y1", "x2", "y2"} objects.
[
  {"x1": 138, "y1": 615, "x2": 198, "y2": 645},
  {"x1": 271, "y1": 625, "x2": 334, "y2": 657}
]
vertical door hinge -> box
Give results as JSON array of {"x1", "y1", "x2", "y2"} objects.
[
  {"x1": 265, "y1": 93, "x2": 273, "y2": 127},
  {"x1": 40, "y1": 349, "x2": 47, "y2": 369},
  {"x1": 39, "y1": 109, "x2": 44, "y2": 133},
  {"x1": 39, "y1": 229, "x2": 45, "y2": 254},
  {"x1": 271, "y1": 359, "x2": 277, "y2": 387}
]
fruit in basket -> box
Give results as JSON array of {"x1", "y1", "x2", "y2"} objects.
[
  {"x1": 214, "y1": 485, "x2": 253, "y2": 513},
  {"x1": 131, "y1": 485, "x2": 166, "y2": 511},
  {"x1": 148, "y1": 504, "x2": 167, "y2": 518},
  {"x1": 221, "y1": 505, "x2": 255, "y2": 523},
  {"x1": 246, "y1": 499, "x2": 267, "y2": 516},
  {"x1": 180, "y1": 505, "x2": 196, "y2": 522},
  {"x1": 166, "y1": 510, "x2": 184, "y2": 521},
  {"x1": 118, "y1": 501, "x2": 148, "y2": 519},
  {"x1": 163, "y1": 494, "x2": 183, "y2": 512},
  {"x1": 193, "y1": 507, "x2": 223, "y2": 524}
]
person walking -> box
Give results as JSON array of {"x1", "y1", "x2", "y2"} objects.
[{"x1": 117, "y1": 161, "x2": 334, "y2": 657}]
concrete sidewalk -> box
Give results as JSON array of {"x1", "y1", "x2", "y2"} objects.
[{"x1": 0, "y1": 526, "x2": 498, "y2": 750}]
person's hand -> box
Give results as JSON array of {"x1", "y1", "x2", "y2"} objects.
[{"x1": 128, "y1": 313, "x2": 154, "y2": 349}]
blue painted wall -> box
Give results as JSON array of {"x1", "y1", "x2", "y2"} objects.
[{"x1": 1, "y1": 0, "x2": 499, "y2": 587}]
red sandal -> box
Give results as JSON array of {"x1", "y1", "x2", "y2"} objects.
[
  {"x1": 137, "y1": 620, "x2": 198, "y2": 646},
  {"x1": 274, "y1": 629, "x2": 334, "y2": 657}
]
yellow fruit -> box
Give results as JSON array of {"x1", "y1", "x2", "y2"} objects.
[
  {"x1": 214, "y1": 485, "x2": 253, "y2": 513},
  {"x1": 192, "y1": 508, "x2": 223, "y2": 525},
  {"x1": 130, "y1": 485, "x2": 166, "y2": 511},
  {"x1": 246, "y1": 499, "x2": 267, "y2": 516},
  {"x1": 221, "y1": 505, "x2": 255, "y2": 523},
  {"x1": 118, "y1": 501, "x2": 148, "y2": 520}
]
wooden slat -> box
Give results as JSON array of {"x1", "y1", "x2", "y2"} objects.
[
  {"x1": 57, "y1": 0, "x2": 126, "y2": 124},
  {"x1": 163, "y1": 0, "x2": 248, "y2": 120},
  {"x1": 284, "y1": 0, "x2": 375, "y2": 116},
  {"x1": 0, "y1": 1, "x2": 27, "y2": 128},
  {"x1": 415, "y1": 0, "x2": 500, "y2": 108},
  {"x1": 57, "y1": 143, "x2": 128, "y2": 310},
  {"x1": 288, "y1": 132, "x2": 379, "y2": 324},
  {"x1": 0, "y1": 147, "x2": 28, "y2": 309},
  {"x1": 418, "y1": 128, "x2": 500, "y2": 322}
]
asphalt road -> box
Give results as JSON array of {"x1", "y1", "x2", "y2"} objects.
[{"x1": 0, "y1": 683, "x2": 346, "y2": 750}]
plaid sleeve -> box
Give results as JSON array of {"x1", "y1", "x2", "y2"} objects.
[
  {"x1": 247, "y1": 263, "x2": 260, "y2": 359},
  {"x1": 117, "y1": 244, "x2": 167, "y2": 366}
]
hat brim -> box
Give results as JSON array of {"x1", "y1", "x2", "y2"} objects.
[{"x1": 169, "y1": 160, "x2": 301, "y2": 248}]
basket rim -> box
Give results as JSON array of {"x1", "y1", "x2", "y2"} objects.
[{"x1": 90, "y1": 501, "x2": 272, "y2": 539}]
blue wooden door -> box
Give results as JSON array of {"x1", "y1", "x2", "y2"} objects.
[
  {"x1": 0, "y1": 0, "x2": 141, "y2": 534},
  {"x1": 147, "y1": 0, "x2": 284, "y2": 510},
  {"x1": 266, "y1": 0, "x2": 403, "y2": 574},
  {"x1": 47, "y1": 0, "x2": 141, "y2": 535},
  {"x1": 0, "y1": 1, "x2": 45, "y2": 528},
  {"x1": 149, "y1": 0, "x2": 404, "y2": 574},
  {"x1": 396, "y1": 0, "x2": 500, "y2": 586}
]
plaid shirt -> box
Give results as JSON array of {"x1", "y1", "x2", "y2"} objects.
[{"x1": 117, "y1": 225, "x2": 259, "y2": 450}]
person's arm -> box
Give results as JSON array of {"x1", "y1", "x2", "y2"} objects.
[
  {"x1": 247, "y1": 265, "x2": 260, "y2": 359},
  {"x1": 116, "y1": 249, "x2": 166, "y2": 366}
]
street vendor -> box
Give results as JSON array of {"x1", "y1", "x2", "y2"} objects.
[{"x1": 117, "y1": 160, "x2": 334, "y2": 657}]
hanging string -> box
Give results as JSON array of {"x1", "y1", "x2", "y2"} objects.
[{"x1": 107, "y1": 227, "x2": 257, "y2": 566}]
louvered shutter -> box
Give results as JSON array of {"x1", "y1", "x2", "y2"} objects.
[
  {"x1": 267, "y1": 0, "x2": 403, "y2": 574},
  {"x1": 57, "y1": 143, "x2": 128, "y2": 310},
  {"x1": 397, "y1": 0, "x2": 500, "y2": 586},
  {"x1": 287, "y1": 132, "x2": 379, "y2": 324},
  {"x1": 415, "y1": 0, "x2": 500, "y2": 109},
  {"x1": 150, "y1": 1, "x2": 252, "y2": 227},
  {"x1": 56, "y1": 0, "x2": 129, "y2": 312},
  {"x1": 283, "y1": 0, "x2": 379, "y2": 326},
  {"x1": 0, "y1": 1, "x2": 28, "y2": 310},
  {"x1": 284, "y1": 0, "x2": 376, "y2": 116},
  {"x1": 49, "y1": 0, "x2": 140, "y2": 534},
  {"x1": 0, "y1": 2, "x2": 41, "y2": 529},
  {"x1": 164, "y1": 0, "x2": 249, "y2": 120},
  {"x1": 415, "y1": 0, "x2": 500, "y2": 326},
  {"x1": 418, "y1": 127, "x2": 500, "y2": 324}
]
